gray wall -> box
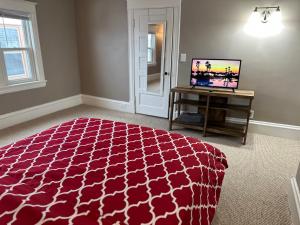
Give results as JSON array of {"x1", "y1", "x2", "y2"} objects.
[
  {"x1": 0, "y1": 0, "x2": 81, "y2": 115},
  {"x1": 75, "y1": 0, "x2": 129, "y2": 102},
  {"x1": 1, "y1": 0, "x2": 299, "y2": 126},
  {"x1": 178, "y1": 0, "x2": 300, "y2": 126},
  {"x1": 75, "y1": 0, "x2": 300, "y2": 126}
]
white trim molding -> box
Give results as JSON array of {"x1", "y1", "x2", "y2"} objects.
[
  {"x1": 0, "y1": 95, "x2": 82, "y2": 130},
  {"x1": 127, "y1": 0, "x2": 181, "y2": 9},
  {"x1": 0, "y1": 0, "x2": 37, "y2": 12},
  {"x1": 81, "y1": 95, "x2": 135, "y2": 114},
  {"x1": 0, "y1": 80, "x2": 46, "y2": 95},
  {"x1": 0, "y1": 95, "x2": 133, "y2": 131},
  {"x1": 0, "y1": 0, "x2": 46, "y2": 95},
  {"x1": 0, "y1": 95, "x2": 299, "y2": 139},
  {"x1": 127, "y1": 0, "x2": 181, "y2": 115},
  {"x1": 250, "y1": 120, "x2": 300, "y2": 131},
  {"x1": 227, "y1": 117, "x2": 300, "y2": 139},
  {"x1": 127, "y1": 7, "x2": 136, "y2": 113},
  {"x1": 289, "y1": 177, "x2": 300, "y2": 225}
]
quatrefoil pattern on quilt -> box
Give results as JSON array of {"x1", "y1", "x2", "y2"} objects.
[{"x1": 0, "y1": 118, "x2": 227, "y2": 225}]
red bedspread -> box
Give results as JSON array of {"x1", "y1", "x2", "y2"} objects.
[{"x1": 0, "y1": 118, "x2": 227, "y2": 225}]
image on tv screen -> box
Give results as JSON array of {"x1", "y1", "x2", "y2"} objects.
[{"x1": 191, "y1": 59, "x2": 241, "y2": 89}]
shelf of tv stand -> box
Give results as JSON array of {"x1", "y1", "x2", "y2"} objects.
[
  {"x1": 169, "y1": 86, "x2": 255, "y2": 145},
  {"x1": 174, "y1": 99, "x2": 250, "y2": 112},
  {"x1": 206, "y1": 122, "x2": 246, "y2": 137},
  {"x1": 171, "y1": 86, "x2": 254, "y2": 98},
  {"x1": 174, "y1": 99, "x2": 207, "y2": 108},
  {"x1": 173, "y1": 118, "x2": 246, "y2": 137},
  {"x1": 173, "y1": 118, "x2": 204, "y2": 131}
]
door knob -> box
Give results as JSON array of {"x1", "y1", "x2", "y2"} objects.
[{"x1": 164, "y1": 72, "x2": 170, "y2": 76}]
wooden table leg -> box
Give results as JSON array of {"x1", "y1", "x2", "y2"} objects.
[
  {"x1": 243, "y1": 98, "x2": 253, "y2": 145},
  {"x1": 203, "y1": 95, "x2": 210, "y2": 137},
  {"x1": 169, "y1": 92, "x2": 175, "y2": 131},
  {"x1": 177, "y1": 93, "x2": 182, "y2": 117}
]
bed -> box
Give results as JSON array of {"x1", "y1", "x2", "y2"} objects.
[{"x1": 0, "y1": 118, "x2": 227, "y2": 225}]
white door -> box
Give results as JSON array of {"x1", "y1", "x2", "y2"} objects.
[{"x1": 134, "y1": 8, "x2": 174, "y2": 118}]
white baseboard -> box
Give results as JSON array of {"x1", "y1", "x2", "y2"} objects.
[
  {"x1": 81, "y1": 94, "x2": 135, "y2": 114},
  {"x1": 227, "y1": 117, "x2": 300, "y2": 139},
  {"x1": 0, "y1": 95, "x2": 82, "y2": 130},
  {"x1": 1, "y1": 94, "x2": 299, "y2": 139},
  {"x1": 0, "y1": 94, "x2": 134, "y2": 130},
  {"x1": 289, "y1": 177, "x2": 300, "y2": 225},
  {"x1": 173, "y1": 112, "x2": 300, "y2": 138}
]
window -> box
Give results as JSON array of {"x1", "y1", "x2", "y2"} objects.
[
  {"x1": 0, "y1": 17, "x2": 32, "y2": 82},
  {"x1": 0, "y1": 1, "x2": 46, "y2": 95},
  {"x1": 147, "y1": 33, "x2": 156, "y2": 65}
]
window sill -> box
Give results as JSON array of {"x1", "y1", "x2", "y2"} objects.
[
  {"x1": 0, "y1": 80, "x2": 47, "y2": 95},
  {"x1": 148, "y1": 63, "x2": 157, "y2": 67}
]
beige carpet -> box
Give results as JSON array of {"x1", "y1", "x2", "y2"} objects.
[{"x1": 0, "y1": 105, "x2": 299, "y2": 225}]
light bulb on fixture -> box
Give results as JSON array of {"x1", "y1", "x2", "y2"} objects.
[{"x1": 244, "y1": 6, "x2": 283, "y2": 38}]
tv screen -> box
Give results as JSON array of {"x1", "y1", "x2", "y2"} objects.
[{"x1": 190, "y1": 58, "x2": 242, "y2": 89}]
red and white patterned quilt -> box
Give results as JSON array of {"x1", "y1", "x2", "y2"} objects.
[{"x1": 0, "y1": 118, "x2": 227, "y2": 225}]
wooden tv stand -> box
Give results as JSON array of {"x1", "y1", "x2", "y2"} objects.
[{"x1": 169, "y1": 87, "x2": 255, "y2": 145}]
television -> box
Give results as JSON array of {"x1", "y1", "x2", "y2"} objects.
[{"x1": 190, "y1": 58, "x2": 242, "y2": 90}]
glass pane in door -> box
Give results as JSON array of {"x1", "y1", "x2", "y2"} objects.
[{"x1": 147, "y1": 23, "x2": 164, "y2": 94}]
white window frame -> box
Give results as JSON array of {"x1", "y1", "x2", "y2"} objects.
[
  {"x1": 147, "y1": 33, "x2": 156, "y2": 66},
  {"x1": 0, "y1": 0, "x2": 46, "y2": 95}
]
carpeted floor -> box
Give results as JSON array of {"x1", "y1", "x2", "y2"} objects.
[{"x1": 0, "y1": 105, "x2": 299, "y2": 225}]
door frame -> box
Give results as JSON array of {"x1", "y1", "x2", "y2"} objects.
[{"x1": 127, "y1": 0, "x2": 182, "y2": 114}]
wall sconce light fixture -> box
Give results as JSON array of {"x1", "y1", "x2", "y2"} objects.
[{"x1": 245, "y1": 6, "x2": 283, "y2": 38}]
